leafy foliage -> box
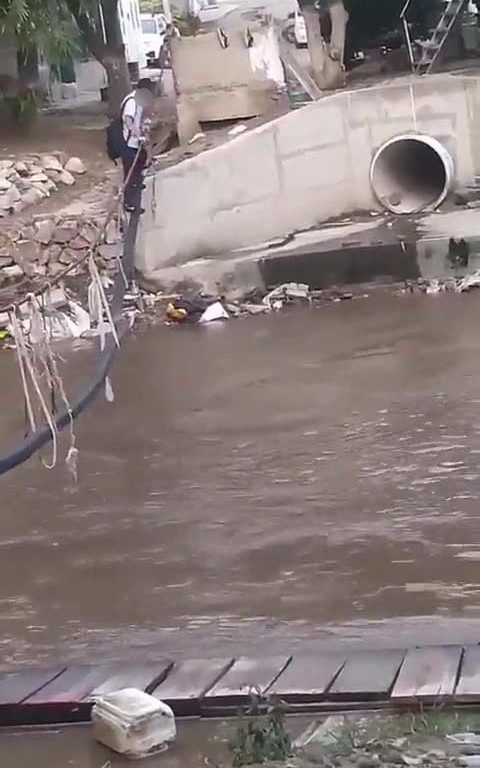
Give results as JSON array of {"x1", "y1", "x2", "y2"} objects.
[
  {"x1": 0, "y1": 0, "x2": 81, "y2": 64},
  {"x1": 139, "y1": 0, "x2": 164, "y2": 13},
  {"x1": 229, "y1": 692, "x2": 292, "y2": 767}
]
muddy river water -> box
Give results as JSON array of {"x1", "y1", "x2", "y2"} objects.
[{"x1": 2, "y1": 292, "x2": 480, "y2": 671}]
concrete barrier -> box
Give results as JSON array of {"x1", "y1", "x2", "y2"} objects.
[{"x1": 138, "y1": 74, "x2": 480, "y2": 275}]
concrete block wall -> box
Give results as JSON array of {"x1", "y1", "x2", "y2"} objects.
[{"x1": 138, "y1": 75, "x2": 478, "y2": 274}]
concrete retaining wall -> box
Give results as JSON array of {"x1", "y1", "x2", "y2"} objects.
[
  {"x1": 171, "y1": 26, "x2": 284, "y2": 124},
  {"x1": 139, "y1": 74, "x2": 480, "y2": 274}
]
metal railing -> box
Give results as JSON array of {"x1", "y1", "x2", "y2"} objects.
[{"x1": 400, "y1": 0, "x2": 416, "y2": 71}]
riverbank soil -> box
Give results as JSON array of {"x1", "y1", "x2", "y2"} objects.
[
  {"x1": 0, "y1": 104, "x2": 114, "y2": 220},
  {"x1": 1, "y1": 708, "x2": 479, "y2": 767}
]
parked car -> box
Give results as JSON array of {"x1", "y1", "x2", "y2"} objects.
[{"x1": 140, "y1": 13, "x2": 168, "y2": 67}]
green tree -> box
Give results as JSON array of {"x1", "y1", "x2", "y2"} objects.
[
  {"x1": 64, "y1": 0, "x2": 130, "y2": 114},
  {"x1": 139, "y1": 0, "x2": 164, "y2": 13},
  {"x1": 0, "y1": 0, "x2": 130, "y2": 114}
]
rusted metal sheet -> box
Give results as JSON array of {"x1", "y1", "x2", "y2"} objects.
[
  {"x1": 152, "y1": 658, "x2": 234, "y2": 715},
  {"x1": 391, "y1": 646, "x2": 463, "y2": 700},
  {"x1": 329, "y1": 650, "x2": 405, "y2": 701},
  {"x1": 202, "y1": 656, "x2": 291, "y2": 711},
  {"x1": 268, "y1": 653, "x2": 345, "y2": 703},
  {"x1": 455, "y1": 646, "x2": 480, "y2": 701}
]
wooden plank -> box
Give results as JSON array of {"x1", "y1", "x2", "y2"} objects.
[
  {"x1": 268, "y1": 654, "x2": 345, "y2": 703},
  {"x1": 455, "y1": 646, "x2": 480, "y2": 701},
  {"x1": 391, "y1": 646, "x2": 463, "y2": 701},
  {"x1": 90, "y1": 661, "x2": 173, "y2": 698},
  {"x1": 328, "y1": 650, "x2": 405, "y2": 701},
  {"x1": 0, "y1": 668, "x2": 65, "y2": 705},
  {"x1": 18, "y1": 662, "x2": 172, "y2": 726},
  {"x1": 202, "y1": 656, "x2": 291, "y2": 710},
  {"x1": 24, "y1": 666, "x2": 116, "y2": 705},
  {"x1": 152, "y1": 659, "x2": 234, "y2": 716}
]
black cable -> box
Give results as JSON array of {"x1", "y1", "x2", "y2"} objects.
[{"x1": 0, "y1": 209, "x2": 141, "y2": 476}]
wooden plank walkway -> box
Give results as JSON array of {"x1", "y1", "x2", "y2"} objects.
[{"x1": 0, "y1": 644, "x2": 478, "y2": 726}]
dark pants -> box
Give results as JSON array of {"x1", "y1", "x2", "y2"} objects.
[{"x1": 121, "y1": 145, "x2": 147, "y2": 209}]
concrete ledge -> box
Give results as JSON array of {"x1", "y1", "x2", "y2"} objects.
[{"x1": 140, "y1": 73, "x2": 480, "y2": 271}]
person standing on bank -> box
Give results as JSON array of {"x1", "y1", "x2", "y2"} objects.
[{"x1": 121, "y1": 79, "x2": 154, "y2": 213}]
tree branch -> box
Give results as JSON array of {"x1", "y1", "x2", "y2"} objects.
[{"x1": 64, "y1": 0, "x2": 106, "y2": 62}]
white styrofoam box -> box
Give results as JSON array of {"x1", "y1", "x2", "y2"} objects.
[{"x1": 92, "y1": 688, "x2": 176, "y2": 759}]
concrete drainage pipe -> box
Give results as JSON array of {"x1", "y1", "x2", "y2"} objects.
[{"x1": 370, "y1": 134, "x2": 454, "y2": 215}]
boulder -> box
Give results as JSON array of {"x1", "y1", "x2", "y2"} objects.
[
  {"x1": 41, "y1": 154, "x2": 63, "y2": 172},
  {"x1": 15, "y1": 161, "x2": 29, "y2": 176},
  {"x1": 0, "y1": 176, "x2": 12, "y2": 192},
  {"x1": 58, "y1": 170, "x2": 76, "y2": 186},
  {"x1": 21, "y1": 188, "x2": 44, "y2": 206},
  {"x1": 45, "y1": 168, "x2": 61, "y2": 181},
  {"x1": 64, "y1": 157, "x2": 86, "y2": 175},
  {"x1": 69, "y1": 234, "x2": 90, "y2": 251},
  {"x1": 11, "y1": 200, "x2": 26, "y2": 215},
  {"x1": 27, "y1": 163, "x2": 44, "y2": 175},
  {"x1": 3, "y1": 264, "x2": 24, "y2": 279},
  {"x1": 98, "y1": 243, "x2": 121, "y2": 261},
  {"x1": 79, "y1": 223, "x2": 99, "y2": 246},
  {"x1": 43, "y1": 243, "x2": 62, "y2": 263},
  {"x1": 17, "y1": 178, "x2": 34, "y2": 192},
  {"x1": 30, "y1": 183, "x2": 49, "y2": 198},
  {"x1": 35, "y1": 219, "x2": 56, "y2": 245},
  {"x1": 104, "y1": 219, "x2": 120, "y2": 244},
  {"x1": 0, "y1": 257, "x2": 14, "y2": 269},
  {"x1": 49, "y1": 261, "x2": 66, "y2": 277},
  {"x1": 0, "y1": 185, "x2": 21, "y2": 210},
  {"x1": 29, "y1": 173, "x2": 49, "y2": 183},
  {"x1": 59, "y1": 248, "x2": 77, "y2": 265},
  {"x1": 14, "y1": 239, "x2": 41, "y2": 263},
  {"x1": 7, "y1": 185, "x2": 21, "y2": 204},
  {"x1": 32, "y1": 264, "x2": 47, "y2": 277},
  {"x1": 54, "y1": 226, "x2": 78, "y2": 243}
]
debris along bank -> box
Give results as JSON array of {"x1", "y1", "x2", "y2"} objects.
[{"x1": 161, "y1": 274, "x2": 480, "y2": 327}]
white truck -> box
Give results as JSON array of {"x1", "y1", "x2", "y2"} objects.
[
  {"x1": 140, "y1": 13, "x2": 168, "y2": 67},
  {"x1": 118, "y1": 0, "x2": 147, "y2": 72}
]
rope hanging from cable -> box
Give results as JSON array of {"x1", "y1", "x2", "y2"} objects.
[{"x1": 0, "y1": 145, "x2": 144, "y2": 476}]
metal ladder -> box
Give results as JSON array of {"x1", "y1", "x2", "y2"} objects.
[{"x1": 401, "y1": 0, "x2": 466, "y2": 74}]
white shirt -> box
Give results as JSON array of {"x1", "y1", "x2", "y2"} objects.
[{"x1": 122, "y1": 93, "x2": 144, "y2": 149}]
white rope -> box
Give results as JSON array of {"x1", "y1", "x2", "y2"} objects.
[
  {"x1": 88, "y1": 254, "x2": 120, "y2": 350},
  {"x1": 43, "y1": 289, "x2": 79, "y2": 481},
  {"x1": 11, "y1": 308, "x2": 58, "y2": 469},
  {"x1": 10, "y1": 311, "x2": 36, "y2": 435}
]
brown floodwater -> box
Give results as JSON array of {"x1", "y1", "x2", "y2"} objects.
[{"x1": 1, "y1": 291, "x2": 480, "y2": 671}]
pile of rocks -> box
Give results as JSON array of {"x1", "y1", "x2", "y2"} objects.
[
  {"x1": 0, "y1": 214, "x2": 121, "y2": 289},
  {"x1": 0, "y1": 154, "x2": 86, "y2": 216}
]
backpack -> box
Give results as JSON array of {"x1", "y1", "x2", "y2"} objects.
[{"x1": 106, "y1": 96, "x2": 134, "y2": 162}]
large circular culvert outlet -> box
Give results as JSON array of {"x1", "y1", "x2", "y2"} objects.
[{"x1": 370, "y1": 134, "x2": 454, "y2": 214}]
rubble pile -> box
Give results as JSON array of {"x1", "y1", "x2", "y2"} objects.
[
  {"x1": 402, "y1": 273, "x2": 480, "y2": 294},
  {"x1": 0, "y1": 214, "x2": 121, "y2": 290},
  {"x1": 0, "y1": 153, "x2": 86, "y2": 216}
]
